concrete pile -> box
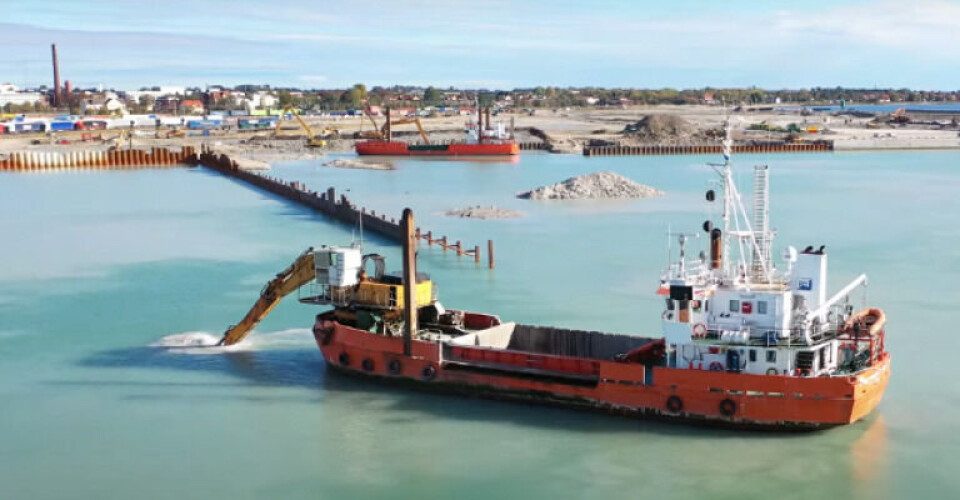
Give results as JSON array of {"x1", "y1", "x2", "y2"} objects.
[{"x1": 517, "y1": 171, "x2": 663, "y2": 200}]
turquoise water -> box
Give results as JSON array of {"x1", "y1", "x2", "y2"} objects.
[{"x1": 1, "y1": 151, "x2": 959, "y2": 499}]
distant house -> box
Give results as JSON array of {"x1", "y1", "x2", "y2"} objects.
[
  {"x1": 81, "y1": 95, "x2": 126, "y2": 115},
  {"x1": 701, "y1": 92, "x2": 717, "y2": 105},
  {"x1": 181, "y1": 100, "x2": 205, "y2": 114}
]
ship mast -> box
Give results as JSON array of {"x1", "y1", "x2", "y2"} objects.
[{"x1": 716, "y1": 120, "x2": 775, "y2": 285}]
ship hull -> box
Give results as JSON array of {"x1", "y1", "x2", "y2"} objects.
[
  {"x1": 355, "y1": 140, "x2": 519, "y2": 156},
  {"x1": 314, "y1": 319, "x2": 890, "y2": 431}
]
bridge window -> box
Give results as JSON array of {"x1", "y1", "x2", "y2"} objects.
[
  {"x1": 729, "y1": 300, "x2": 739, "y2": 313},
  {"x1": 749, "y1": 349, "x2": 757, "y2": 362},
  {"x1": 766, "y1": 350, "x2": 777, "y2": 363},
  {"x1": 757, "y1": 301, "x2": 768, "y2": 315}
]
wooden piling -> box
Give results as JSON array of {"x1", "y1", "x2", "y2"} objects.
[{"x1": 488, "y1": 240, "x2": 495, "y2": 269}]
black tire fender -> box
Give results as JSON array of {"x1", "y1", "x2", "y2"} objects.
[
  {"x1": 719, "y1": 398, "x2": 737, "y2": 417},
  {"x1": 388, "y1": 358, "x2": 403, "y2": 375},
  {"x1": 666, "y1": 395, "x2": 683, "y2": 414}
]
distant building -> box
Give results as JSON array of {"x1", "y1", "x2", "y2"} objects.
[
  {"x1": 181, "y1": 99, "x2": 205, "y2": 114},
  {"x1": 0, "y1": 83, "x2": 44, "y2": 107},
  {"x1": 81, "y1": 94, "x2": 126, "y2": 115}
]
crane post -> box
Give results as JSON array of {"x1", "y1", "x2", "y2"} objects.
[
  {"x1": 401, "y1": 208, "x2": 417, "y2": 356},
  {"x1": 386, "y1": 107, "x2": 392, "y2": 142}
]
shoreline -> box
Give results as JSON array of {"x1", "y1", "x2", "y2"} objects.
[{"x1": 2, "y1": 105, "x2": 958, "y2": 157}]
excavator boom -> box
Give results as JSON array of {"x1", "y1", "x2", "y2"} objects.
[
  {"x1": 380, "y1": 117, "x2": 430, "y2": 144},
  {"x1": 218, "y1": 248, "x2": 317, "y2": 346},
  {"x1": 274, "y1": 105, "x2": 328, "y2": 147}
]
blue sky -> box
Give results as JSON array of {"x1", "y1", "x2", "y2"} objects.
[{"x1": 2, "y1": 0, "x2": 960, "y2": 90}]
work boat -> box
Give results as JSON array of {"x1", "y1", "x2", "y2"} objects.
[{"x1": 218, "y1": 140, "x2": 889, "y2": 430}]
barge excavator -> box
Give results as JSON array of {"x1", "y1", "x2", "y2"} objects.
[{"x1": 217, "y1": 244, "x2": 432, "y2": 347}]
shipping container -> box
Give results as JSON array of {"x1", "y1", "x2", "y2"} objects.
[
  {"x1": 187, "y1": 120, "x2": 221, "y2": 130},
  {"x1": 14, "y1": 122, "x2": 46, "y2": 133},
  {"x1": 81, "y1": 120, "x2": 108, "y2": 130},
  {"x1": 49, "y1": 121, "x2": 75, "y2": 131}
]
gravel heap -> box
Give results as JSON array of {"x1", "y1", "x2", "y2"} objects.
[
  {"x1": 517, "y1": 171, "x2": 664, "y2": 200},
  {"x1": 622, "y1": 114, "x2": 695, "y2": 143},
  {"x1": 323, "y1": 158, "x2": 394, "y2": 170},
  {"x1": 444, "y1": 206, "x2": 524, "y2": 219}
]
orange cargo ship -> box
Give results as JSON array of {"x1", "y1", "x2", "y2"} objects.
[
  {"x1": 354, "y1": 106, "x2": 518, "y2": 157},
  {"x1": 355, "y1": 140, "x2": 518, "y2": 156},
  {"x1": 220, "y1": 129, "x2": 889, "y2": 430}
]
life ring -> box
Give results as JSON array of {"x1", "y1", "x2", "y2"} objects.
[
  {"x1": 666, "y1": 395, "x2": 684, "y2": 413},
  {"x1": 421, "y1": 364, "x2": 437, "y2": 381},
  {"x1": 361, "y1": 358, "x2": 375, "y2": 372},
  {"x1": 338, "y1": 352, "x2": 350, "y2": 366},
  {"x1": 692, "y1": 323, "x2": 707, "y2": 338},
  {"x1": 765, "y1": 367, "x2": 779, "y2": 376},
  {"x1": 719, "y1": 398, "x2": 737, "y2": 417},
  {"x1": 709, "y1": 361, "x2": 724, "y2": 371},
  {"x1": 387, "y1": 359, "x2": 403, "y2": 376}
]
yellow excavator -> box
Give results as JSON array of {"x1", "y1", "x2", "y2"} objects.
[
  {"x1": 273, "y1": 105, "x2": 339, "y2": 147},
  {"x1": 385, "y1": 117, "x2": 430, "y2": 144},
  {"x1": 218, "y1": 248, "x2": 317, "y2": 346},
  {"x1": 217, "y1": 244, "x2": 434, "y2": 346},
  {"x1": 354, "y1": 106, "x2": 430, "y2": 143}
]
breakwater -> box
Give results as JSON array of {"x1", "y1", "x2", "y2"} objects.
[
  {"x1": 0, "y1": 146, "x2": 196, "y2": 171},
  {"x1": 197, "y1": 147, "x2": 494, "y2": 268},
  {"x1": 583, "y1": 141, "x2": 832, "y2": 156}
]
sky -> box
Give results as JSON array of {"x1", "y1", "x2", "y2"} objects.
[{"x1": 2, "y1": 0, "x2": 960, "y2": 90}]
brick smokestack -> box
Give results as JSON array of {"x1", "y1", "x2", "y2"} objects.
[{"x1": 51, "y1": 44, "x2": 61, "y2": 107}]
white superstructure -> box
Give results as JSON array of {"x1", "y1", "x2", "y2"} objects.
[{"x1": 659, "y1": 122, "x2": 872, "y2": 377}]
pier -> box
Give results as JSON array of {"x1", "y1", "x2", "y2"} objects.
[
  {"x1": 0, "y1": 146, "x2": 196, "y2": 171},
  {"x1": 582, "y1": 141, "x2": 833, "y2": 157},
  {"x1": 196, "y1": 146, "x2": 495, "y2": 268}
]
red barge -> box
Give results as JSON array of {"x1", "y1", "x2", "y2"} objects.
[
  {"x1": 354, "y1": 106, "x2": 518, "y2": 157},
  {"x1": 219, "y1": 135, "x2": 889, "y2": 430}
]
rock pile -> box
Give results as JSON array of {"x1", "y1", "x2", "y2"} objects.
[
  {"x1": 323, "y1": 158, "x2": 394, "y2": 170},
  {"x1": 517, "y1": 171, "x2": 663, "y2": 200},
  {"x1": 444, "y1": 206, "x2": 524, "y2": 219}
]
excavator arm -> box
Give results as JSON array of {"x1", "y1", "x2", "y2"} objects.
[
  {"x1": 218, "y1": 248, "x2": 317, "y2": 346},
  {"x1": 274, "y1": 105, "x2": 326, "y2": 146},
  {"x1": 380, "y1": 117, "x2": 430, "y2": 144}
]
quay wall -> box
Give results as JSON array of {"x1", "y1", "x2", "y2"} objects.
[
  {"x1": 0, "y1": 146, "x2": 196, "y2": 171},
  {"x1": 583, "y1": 141, "x2": 833, "y2": 157}
]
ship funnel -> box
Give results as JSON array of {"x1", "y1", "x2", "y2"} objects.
[
  {"x1": 710, "y1": 228, "x2": 723, "y2": 270},
  {"x1": 401, "y1": 208, "x2": 417, "y2": 356}
]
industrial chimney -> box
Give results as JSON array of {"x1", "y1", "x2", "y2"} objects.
[{"x1": 51, "y1": 44, "x2": 61, "y2": 108}]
